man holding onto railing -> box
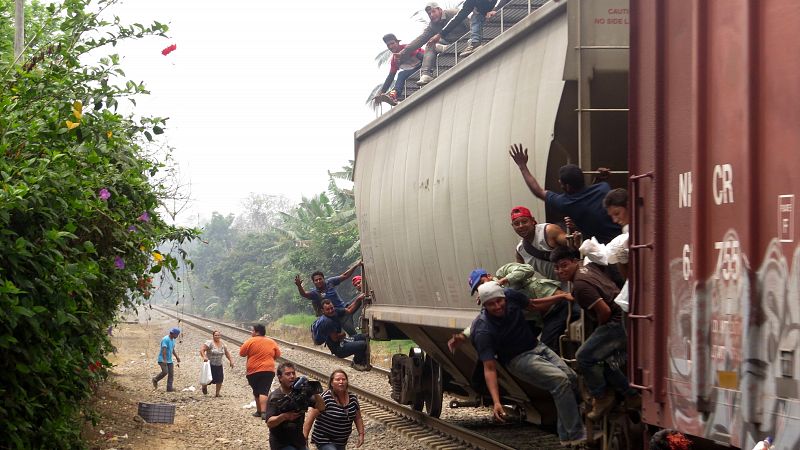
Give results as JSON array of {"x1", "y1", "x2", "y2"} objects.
[
  {"x1": 398, "y1": 2, "x2": 470, "y2": 86},
  {"x1": 428, "y1": 0, "x2": 512, "y2": 58}
]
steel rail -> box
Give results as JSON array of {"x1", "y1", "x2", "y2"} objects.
[
  {"x1": 152, "y1": 306, "x2": 390, "y2": 376},
  {"x1": 150, "y1": 306, "x2": 515, "y2": 450}
]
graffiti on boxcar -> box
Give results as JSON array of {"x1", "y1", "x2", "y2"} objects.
[{"x1": 667, "y1": 235, "x2": 800, "y2": 449}]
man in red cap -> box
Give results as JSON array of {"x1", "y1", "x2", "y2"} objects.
[{"x1": 510, "y1": 205, "x2": 572, "y2": 281}]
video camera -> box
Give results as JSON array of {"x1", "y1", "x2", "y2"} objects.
[{"x1": 271, "y1": 376, "x2": 323, "y2": 414}]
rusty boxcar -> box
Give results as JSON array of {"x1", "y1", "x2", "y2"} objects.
[{"x1": 630, "y1": 0, "x2": 800, "y2": 449}]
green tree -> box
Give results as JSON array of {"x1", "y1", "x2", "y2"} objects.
[{"x1": 0, "y1": 0, "x2": 196, "y2": 447}]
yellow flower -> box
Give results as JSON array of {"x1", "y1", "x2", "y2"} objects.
[
  {"x1": 72, "y1": 101, "x2": 83, "y2": 119},
  {"x1": 139, "y1": 245, "x2": 146, "y2": 252},
  {"x1": 152, "y1": 252, "x2": 164, "y2": 262},
  {"x1": 107, "y1": 131, "x2": 113, "y2": 138},
  {"x1": 65, "y1": 120, "x2": 79, "y2": 130}
]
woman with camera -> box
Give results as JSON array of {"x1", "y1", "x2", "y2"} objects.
[{"x1": 304, "y1": 369, "x2": 365, "y2": 449}]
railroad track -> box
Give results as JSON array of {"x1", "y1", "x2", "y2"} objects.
[
  {"x1": 151, "y1": 306, "x2": 516, "y2": 450},
  {"x1": 152, "y1": 306, "x2": 390, "y2": 376}
]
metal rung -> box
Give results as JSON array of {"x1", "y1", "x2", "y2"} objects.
[
  {"x1": 574, "y1": 45, "x2": 629, "y2": 49},
  {"x1": 628, "y1": 314, "x2": 654, "y2": 321},
  {"x1": 630, "y1": 383, "x2": 652, "y2": 391},
  {"x1": 576, "y1": 108, "x2": 629, "y2": 112}
]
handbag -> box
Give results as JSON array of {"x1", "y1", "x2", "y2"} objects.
[{"x1": 199, "y1": 361, "x2": 212, "y2": 385}]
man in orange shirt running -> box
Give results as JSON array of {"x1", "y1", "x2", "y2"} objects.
[{"x1": 239, "y1": 324, "x2": 281, "y2": 419}]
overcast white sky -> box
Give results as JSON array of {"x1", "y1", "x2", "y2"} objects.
[{"x1": 106, "y1": 0, "x2": 429, "y2": 225}]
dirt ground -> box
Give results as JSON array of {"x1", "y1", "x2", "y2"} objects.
[{"x1": 81, "y1": 309, "x2": 415, "y2": 450}]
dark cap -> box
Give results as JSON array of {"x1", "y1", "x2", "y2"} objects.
[{"x1": 382, "y1": 33, "x2": 399, "y2": 44}]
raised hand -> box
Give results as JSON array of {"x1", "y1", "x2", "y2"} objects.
[{"x1": 509, "y1": 143, "x2": 529, "y2": 167}]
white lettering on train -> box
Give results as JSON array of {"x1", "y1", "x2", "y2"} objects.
[
  {"x1": 713, "y1": 164, "x2": 734, "y2": 205},
  {"x1": 682, "y1": 244, "x2": 692, "y2": 281},
  {"x1": 679, "y1": 171, "x2": 692, "y2": 208},
  {"x1": 714, "y1": 239, "x2": 740, "y2": 281}
]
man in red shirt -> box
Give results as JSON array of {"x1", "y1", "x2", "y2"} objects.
[
  {"x1": 374, "y1": 33, "x2": 424, "y2": 105},
  {"x1": 239, "y1": 324, "x2": 281, "y2": 419}
]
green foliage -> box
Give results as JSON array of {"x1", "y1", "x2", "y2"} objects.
[
  {"x1": 277, "y1": 313, "x2": 316, "y2": 328},
  {"x1": 0, "y1": 0, "x2": 196, "y2": 447},
  {"x1": 185, "y1": 162, "x2": 361, "y2": 322}
]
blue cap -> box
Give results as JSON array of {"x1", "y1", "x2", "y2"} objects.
[
  {"x1": 169, "y1": 327, "x2": 181, "y2": 335},
  {"x1": 468, "y1": 268, "x2": 489, "y2": 294}
]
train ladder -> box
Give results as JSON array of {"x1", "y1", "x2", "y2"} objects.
[{"x1": 574, "y1": 0, "x2": 630, "y2": 180}]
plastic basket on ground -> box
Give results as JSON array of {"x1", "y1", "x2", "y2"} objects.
[{"x1": 137, "y1": 402, "x2": 175, "y2": 424}]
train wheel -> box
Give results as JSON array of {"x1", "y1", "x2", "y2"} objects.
[
  {"x1": 607, "y1": 413, "x2": 642, "y2": 450},
  {"x1": 407, "y1": 348, "x2": 425, "y2": 411},
  {"x1": 424, "y1": 356, "x2": 443, "y2": 417}
]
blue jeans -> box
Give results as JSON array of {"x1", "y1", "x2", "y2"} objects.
[
  {"x1": 470, "y1": 10, "x2": 486, "y2": 45},
  {"x1": 576, "y1": 320, "x2": 633, "y2": 397},
  {"x1": 392, "y1": 66, "x2": 421, "y2": 100},
  {"x1": 278, "y1": 446, "x2": 308, "y2": 450},
  {"x1": 508, "y1": 343, "x2": 583, "y2": 441},
  {"x1": 329, "y1": 334, "x2": 368, "y2": 365}
]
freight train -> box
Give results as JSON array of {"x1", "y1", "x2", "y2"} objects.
[{"x1": 353, "y1": 1, "x2": 800, "y2": 448}]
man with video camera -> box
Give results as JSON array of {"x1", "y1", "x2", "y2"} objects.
[{"x1": 265, "y1": 362, "x2": 325, "y2": 450}]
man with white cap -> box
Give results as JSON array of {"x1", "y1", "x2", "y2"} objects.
[
  {"x1": 471, "y1": 281, "x2": 586, "y2": 447},
  {"x1": 152, "y1": 327, "x2": 181, "y2": 392},
  {"x1": 398, "y1": 2, "x2": 470, "y2": 85}
]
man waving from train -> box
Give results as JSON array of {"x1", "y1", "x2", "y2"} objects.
[{"x1": 295, "y1": 259, "x2": 362, "y2": 335}]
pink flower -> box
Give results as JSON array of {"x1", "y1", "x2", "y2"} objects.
[
  {"x1": 114, "y1": 256, "x2": 125, "y2": 270},
  {"x1": 161, "y1": 44, "x2": 177, "y2": 56},
  {"x1": 137, "y1": 212, "x2": 150, "y2": 222},
  {"x1": 98, "y1": 188, "x2": 110, "y2": 201}
]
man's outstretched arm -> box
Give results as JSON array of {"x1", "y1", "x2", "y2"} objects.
[
  {"x1": 294, "y1": 274, "x2": 313, "y2": 299},
  {"x1": 509, "y1": 143, "x2": 547, "y2": 200},
  {"x1": 339, "y1": 259, "x2": 363, "y2": 280}
]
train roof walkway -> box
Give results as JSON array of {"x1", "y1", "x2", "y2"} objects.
[{"x1": 395, "y1": 0, "x2": 550, "y2": 101}]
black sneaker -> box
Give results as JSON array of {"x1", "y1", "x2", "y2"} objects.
[{"x1": 252, "y1": 411, "x2": 262, "y2": 418}]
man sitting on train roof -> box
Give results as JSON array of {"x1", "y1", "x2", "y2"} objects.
[
  {"x1": 373, "y1": 33, "x2": 424, "y2": 106},
  {"x1": 509, "y1": 143, "x2": 621, "y2": 245},
  {"x1": 448, "y1": 265, "x2": 575, "y2": 355},
  {"x1": 471, "y1": 281, "x2": 586, "y2": 446},
  {"x1": 294, "y1": 259, "x2": 362, "y2": 335},
  {"x1": 427, "y1": 0, "x2": 512, "y2": 58},
  {"x1": 398, "y1": 2, "x2": 470, "y2": 86},
  {"x1": 314, "y1": 298, "x2": 371, "y2": 372},
  {"x1": 551, "y1": 246, "x2": 640, "y2": 420}
]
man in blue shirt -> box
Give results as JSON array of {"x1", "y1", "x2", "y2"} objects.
[
  {"x1": 471, "y1": 281, "x2": 585, "y2": 447},
  {"x1": 509, "y1": 143, "x2": 621, "y2": 244},
  {"x1": 315, "y1": 299, "x2": 370, "y2": 371},
  {"x1": 152, "y1": 327, "x2": 181, "y2": 392},
  {"x1": 295, "y1": 259, "x2": 362, "y2": 335}
]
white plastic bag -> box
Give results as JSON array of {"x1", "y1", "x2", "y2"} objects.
[
  {"x1": 580, "y1": 237, "x2": 608, "y2": 266},
  {"x1": 199, "y1": 361, "x2": 212, "y2": 385},
  {"x1": 606, "y1": 233, "x2": 629, "y2": 265},
  {"x1": 614, "y1": 280, "x2": 629, "y2": 313}
]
